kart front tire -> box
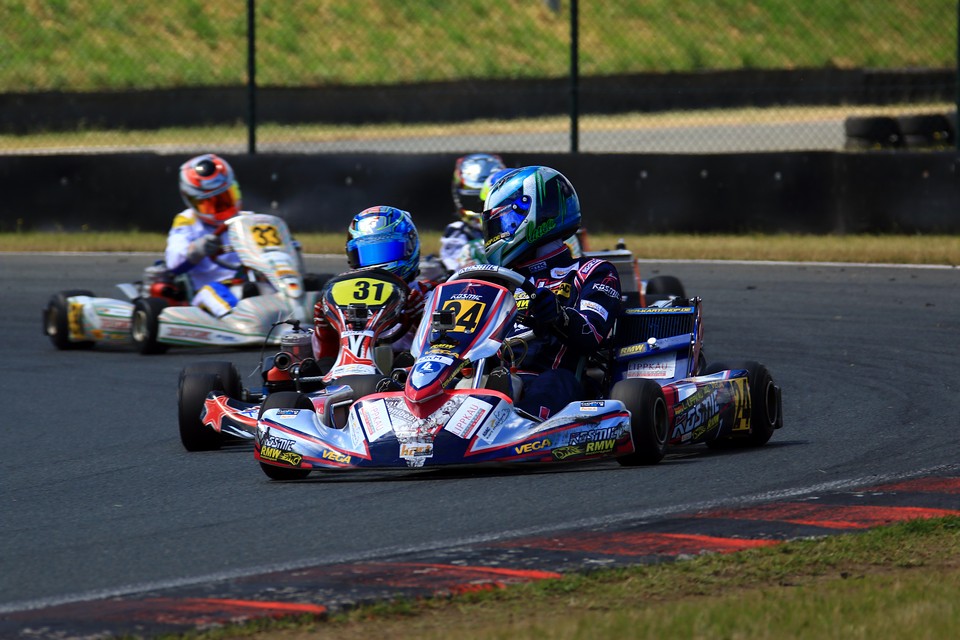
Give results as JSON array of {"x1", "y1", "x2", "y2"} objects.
[
  {"x1": 257, "y1": 391, "x2": 313, "y2": 480},
  {"x1": 703, "y1": 360, "x2": 781, "y2": 448},
  {"x1": 178, "y1": 371, "x2": 226, "y2": 451},
  {"x1": 44, "y1": 290, "x2": 96, "y2": 350},
  {"x1": 131, "y1": 297, "x2": 169, "y2": 355},
  {"x1": 613, "y1": 378, "x2": 669, "y2": 466}
]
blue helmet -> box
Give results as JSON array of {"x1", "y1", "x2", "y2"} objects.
[
  {"x1": 346, "y1": 206, "x2": 421, "y2": 283},
  {"x1": 481, "y1": 166, "x2": 581, "y2": 268},
  {"x1": 452, "y1": 153, "x2": 506, "y2": 228}
]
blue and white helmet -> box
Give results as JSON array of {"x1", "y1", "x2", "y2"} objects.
[
  {"x1": 481, "y1": 166, "x2": 581, "y2": 268},
  {"x1": 346, "y1": 206, "x2": 421, "y2": 283}
]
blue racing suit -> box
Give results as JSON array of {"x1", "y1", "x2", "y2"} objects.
[{"x1": 507, "y1": 245, "x2": 622, "y2": 419}]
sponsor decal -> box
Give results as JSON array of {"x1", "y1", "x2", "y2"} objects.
[
  {"x1": 445, "y1": 398, "x2": 491, "y2": 439},
  {"x1": 584, "y1": 439, "x2": 616, "y2": 454},
  {"x1": 627, "y1": 352, "x2": 677, "y2": 380},
  {"x1": 68, "y1": 301, "x2": 85, "y2": 339},
  {"x1": 450, "y1": 293, "x2": 483, "y2": 301},
  {"x1": 550, "y1": 264, "x2": 577, "y2": 279},
  {"x1": 527, "y1": 260, "x2": 548, "y2": 272},
  {"x1": 579, "y1": 299, "x2": 607, "y2": 320},
  {"x1": 399, "y1": 440, "x2": 434, "y2": 458},
  {"x1": 261, "y1": 435, "x2": 295, "y2": 450},
  {"x1": 526, "y1": 217, "x2": 556, "y2": 243},
  {"x1": 514, "y1": 438, "x2": 551, "y2": 455},
  {"x1": 259, "y1": 446, "x2": 303, "y2": 467},
  {"x1": 167, "y1": 327, "x2": 213, "y2": 340},
  {"x1": 99, "y1": 318, "x2": 131, "y2": 331},
  {"x1": 476, "y1": 404, "x2": 511, "y2": 443},
  {"x1": 672, "y1": 388, "x2": 721, "y2": 440},
  {"x1": 321, "y1": 449, "x2": 352, "y2": 464},
  {"x1": 360, "y1": 400, "x2": 393, "y2": 442},
  {"x1": 420, "y1": 354, "x2": 455, "y2": 366},
  {"x1": 625, "y1": 307, "x2": 693, "y2": 315},
  {"x1": 568, "y1": 424, "x2": 628, "y2": 446},
  {"x1": 552, "y1": 445, "x2": 585, "y2": 460},
  {"x1": 618, "y1": 343, "x2": 648, "y2": 357},
  {"x1": 592, "y1": 283, "x2": 620, "y2": 299},
  {"x1": 275, "y1": 409, "x2": 300, "y2": 417},
  {"x1": 580, "y1": 401, "x2": 605, "y2": 408}
]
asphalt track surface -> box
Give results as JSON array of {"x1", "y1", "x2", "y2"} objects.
[{"x1": 2, "y1": 253, "x2": 959, "y2": 637}]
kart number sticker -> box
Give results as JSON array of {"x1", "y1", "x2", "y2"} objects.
[
  {"x1": 251, "y1": 224, "x2": 283, "y2": 248},
  {"x1": 440, "y1": 299, "x2": 487, "y2": 333},
  {"x1": 331, "y1": 278, "x2": 395, "y2": 306}
]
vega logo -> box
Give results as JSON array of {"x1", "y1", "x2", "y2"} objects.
[{"x1": 514, "y1": 438, "x2": 551, "y2": 455}]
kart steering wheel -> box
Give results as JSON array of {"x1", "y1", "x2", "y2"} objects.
[{"x1": 209, "y1": 223, "x2": 244, "y2": 271}]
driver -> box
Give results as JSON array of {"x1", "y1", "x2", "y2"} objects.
[
  {"x1": 439, "y1": 153, "x2": 507, "y2": 272},
  {"x1": 312, "y1": 206, "x2": 432, "y2": 360},
  {"x1": 481, "y1": 165, "x2": 622, "y2": 420},
  {"x1": 165, "y1": 153, "x2": 248, "y2": 317}
]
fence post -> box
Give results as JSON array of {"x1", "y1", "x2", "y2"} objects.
[
  {"x1": 247, "y1": 0, "x2": 257, "y2": 154},
  {"x1": 570, "y1": 0, "x2": 579, "y2": 153}
]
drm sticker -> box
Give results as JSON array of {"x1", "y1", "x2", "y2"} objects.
[{"x1": 627, "y1": 352, "x2": 677, "y2": 379}]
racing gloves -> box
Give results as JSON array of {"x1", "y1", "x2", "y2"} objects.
[
  {"x1": 528, "y1": 287, "x2": 569, "y2": 337},
  {"x1": 186, "y1": 233, "x2": 221, "y2": 264},
  {"x1": 399, "y1": 287, "x2": 426, "y2": 330}
]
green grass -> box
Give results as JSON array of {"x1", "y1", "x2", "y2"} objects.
[
  {"x1": 1, "y1": 1, "x2": 953, "y2": 92},
  {"x1": 157, "y1": 516, "x2": 960, "y2": 639},
  {"x1": 3, "y1": 232, "x2": 958, "y2": 266}
]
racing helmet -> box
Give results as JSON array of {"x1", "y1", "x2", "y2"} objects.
[
  {"x1": 346, "y1": 206, "x2": 421, "y2": 283},
  {"x1": 452, "y1": 153, "x2": 506, "y2": 229},
  {"x1": 178, "y1": 153, "x2": 242, "y2": 226},
  {"x1": 481, "y1": 166, "x2": 581, "y2": 268}
]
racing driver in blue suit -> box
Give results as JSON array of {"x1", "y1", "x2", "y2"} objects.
[{"x1": 480, "y1": 165, "x2": 622, "y2": 420}]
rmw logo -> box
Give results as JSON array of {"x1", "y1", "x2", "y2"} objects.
[{"x1": 514, "y1": 438, "x2": 551, "y2": 455}]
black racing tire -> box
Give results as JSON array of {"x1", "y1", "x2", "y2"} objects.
[
  {"x1": 185, "y1": 361, "x2": 243, "y2": 400},
  {"x1": 178, "y1": 371, "x2": 227, "y2": 451},
  {"x1": 703, "y1": 360, "x2": 781, "y2": 448},
  {"x1": 44, "y1": 290, "x2": 96, "y2": 350},
  {"x1": 131, "y1": 297, "x2": 169, "y2": 355},
  {"x1": 644, "y1": 275, "x2": 686, "y2": 305},
  {"x1": 612, "y1": 378, "x2": 669, "y2": 466},
  {"x1": 843, "y1": 116, "x2": 902, "y2": 150},
  {"x1": 257, "y1": 391, "x2": 314, "y2": 480},
  {"x1": 896, "y1": 113, "x2": 953, "y2": 149}
]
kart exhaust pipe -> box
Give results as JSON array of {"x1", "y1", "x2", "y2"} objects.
[{"x1": 274, "y1": 351, "x2": 293, "y2": 371}]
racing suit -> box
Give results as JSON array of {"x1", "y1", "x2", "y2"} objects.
[
  {"x1": 439, "y1": 219, "x2": 485, "y2": 272},
  {"x1": 509, "y1": 244, "x2": 622, "y2": 420},
  {"x1": 165, "y1": 208, "x2": 244, "y2": 317}
]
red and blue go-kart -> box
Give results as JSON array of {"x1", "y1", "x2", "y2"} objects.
[
  {"x1": 253, "y1": 264, "x2": 783, "y2": 480},
  {"x1": 177, "y1": 267, "x2": 412, "y2": 452}
]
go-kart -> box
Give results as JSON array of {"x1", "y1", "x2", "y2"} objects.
[
  {"x1": 43, "y1": 213, "x2": 328, "y2": 354},
  {"x1": 177, "y1": 267, "x2": 411, "y2": 452},
  {"x1": 252, "y1": 264, "x2": 783, "y2": 480}
]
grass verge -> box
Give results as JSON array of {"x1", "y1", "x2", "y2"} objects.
[
  {"x1": 166, "y1": 516, "x2": 960, "y2": 640},
  {"x1": 2, "y1": 232, "x2": 958, "y2": 266}
]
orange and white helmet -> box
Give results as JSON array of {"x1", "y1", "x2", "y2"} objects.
[{"x1": 178, "y1": 154, "x2": 242, "y2": 226}]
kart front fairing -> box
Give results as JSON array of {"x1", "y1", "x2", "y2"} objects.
[{"x1": 254, "y1": 268, "x2": 638, "y2": 471}]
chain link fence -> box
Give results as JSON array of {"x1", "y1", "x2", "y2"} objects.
[{"x1": 2, "y1": 0, "x2": 956, "y2": 155}]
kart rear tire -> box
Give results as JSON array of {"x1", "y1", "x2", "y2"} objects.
[
  {"x1": 44, "y1": 290, "x2": 96, "y2": 350},
  {"x1": 178, "y1": 371, "x2": 227, "y2": 451},
  {"x1": 703, "y1": 360, "x2": 781, "y2": 448},
  {"x1": 645, "y1": 275, "x2": 685, "y2": 305},
  {"x1": 257, "y1": 391, "x2": 313, "y2": 480},
  {"x1": 613, "y1": 378, "x2": 669, "y2": 466},
  {"x1": 131, "y1": 297, "x2": 169, "y2": 355}
]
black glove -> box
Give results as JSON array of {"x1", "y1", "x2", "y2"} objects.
[
  {"x1": 528, "y1": 287, "x2": 568, "y2": 335},
  {"x1": 186, "y1": 233, "x2": 221, "y2": 263}
]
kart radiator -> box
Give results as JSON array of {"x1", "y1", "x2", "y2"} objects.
[{"x1": 614, "y1": 308, "x2": 696, "y2": 346}]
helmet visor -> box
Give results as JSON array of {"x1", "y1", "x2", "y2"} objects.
[
  {"x1": 348, "y1": 235, "x2": 409, "y2": 269},
  {"x1": 187, "y1": 183, "x2": 241, "y2": 220},
  {"x1": 483, "y1": 194, "x2": 530, "y2": 246}
]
